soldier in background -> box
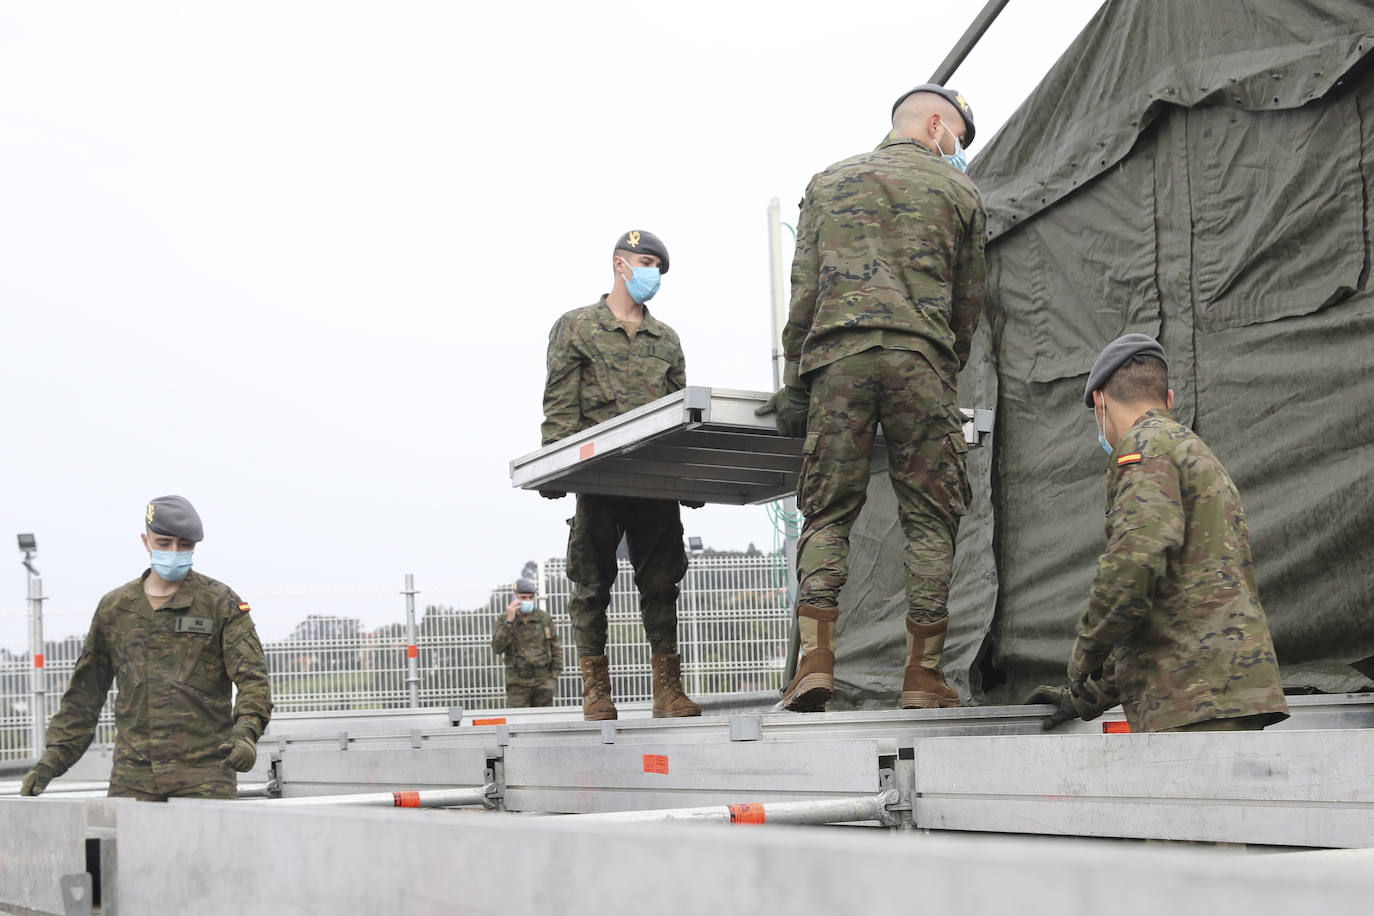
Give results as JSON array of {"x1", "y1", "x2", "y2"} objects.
[
  {"x1": 1027, "y1": 335, "x2": 1289, "y2": 732},
  {"x1": 759, "y1": 84, "x2": 987, "y2": 712},
  {"x1": 21, "y1": 495, "x2": 272, "y2": 799},
  {"x1": 539, "y1": 230, "x2": 701, "y2": 721},
  {"x1": 490, "y1": 566, "x2": 562, "y2": 707}
]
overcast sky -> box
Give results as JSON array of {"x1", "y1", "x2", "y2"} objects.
[{"x1": 0, "y1": 1, "x2": 1104, "y2": 651}]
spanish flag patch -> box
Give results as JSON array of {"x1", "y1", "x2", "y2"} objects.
[
  {"x1": 1117, "y1": 452, "x2": 1143, "y2": 466},
  {"x1": 237, "y1": 602, "x2": 251, "y2": 612}
]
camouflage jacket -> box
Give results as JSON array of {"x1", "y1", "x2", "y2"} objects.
[
  {"x1": 40, "y1": 570, "x2": 273, "y2": 793},
  {"x1": 541, "y1": 297, "x2": 687, "y2": 446},
  {"x1": 783, "y1": 135, "x2": 987, "y2": 388},
  {"x1": 490, "y1": 608, "x2": 562, "y2": 682},
  {"x1": 1071, "y1": 410, "x2": 1288, "y2": 732}
]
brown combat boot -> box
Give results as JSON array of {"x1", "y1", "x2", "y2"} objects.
[
  {"x1": 651, "y1": 653, "x2": 701, "y2": 718},
  {"x1": 900, "y1": 617, "x2": 961, "y2": 709},
  {"x1": 579, "y1": 655, "x2": 618, "y2": 721},
  {"x1": 781, "y1": 604, "x2": 838, "y2": 712}
]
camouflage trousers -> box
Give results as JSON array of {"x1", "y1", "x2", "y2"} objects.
[
  {"x1": 797, "y1": 349, "x2": 971, "y2": 623},
  {"x1": 109, "y1": 778, "x2": 236, "y2": 801},
  {"x1": 566, "y1": 494, "x2": 688, "y2": 657},
  {"x1": 505, "y1": 677, "x2": 556, "y2": 708}
]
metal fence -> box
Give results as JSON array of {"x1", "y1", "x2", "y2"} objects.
[{"x1": 1, "y1": 555, "x2": 792, "y2": 760}]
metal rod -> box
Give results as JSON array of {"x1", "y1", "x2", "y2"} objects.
[
  {"x1": 250, "y1": 785, "x2": 495, "y2": 808},
  {"x1": 928, "y1": 0, "x2": 1012, "y2": 85},
  {"x1": 767, "y1": 197, "x2": 786, "y2": 391},
  {"x1": 569, "y1": 790, "x2": 899, "y2": 826},
  {"x1": 403, "y1": 573, "x2": 420, "y2": 708},
  {"x1": 28, "y1": 574, "x2": 46, "y2": 757}
]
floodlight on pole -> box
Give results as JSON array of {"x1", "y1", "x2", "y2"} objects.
[{"x1": 17, "y1": 533, "x2": 38, "y2": 576}]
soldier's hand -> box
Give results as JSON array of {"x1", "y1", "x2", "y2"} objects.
[
  {"x1": 218, "y1": 727, "x2": 258, "y2": 772},
  {"x1": 505, "y1": 598, "x2": 521, "y2": 621},
  {"x1": 1023, "y1": 685, "x2": 1078, "y2": 731},
  {"x1": 538, "y1": 490, "x2": 566, "y2": 500},
  {"x1": 20, "y1": 762, "x2": 55, "y2": 797},
  {"x1": 755, "y1": 386, "x2": 809, "y2": 438}
]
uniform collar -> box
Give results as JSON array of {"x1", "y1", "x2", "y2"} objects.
[
  {"x1": 875, "y1": 134, "x2": 941, "y2": 161},
  {"x1": 596, "y1": 295, "x2": 665, "y2": 337},
  {"x1": 121, "y1": 568, "x2": 201, "y2": 616}
]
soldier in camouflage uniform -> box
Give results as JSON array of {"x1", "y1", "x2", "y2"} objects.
[
  {"x1": 759, "y1": 84, "x2": 986, "y2": 712},
  {"x1": 1027, "y1": 335, "x2": 1288, "y2": 733},
  {"x1": 540, "y1": 230, "x2": 700, "y2": 721},
  {"x1": 490, "y1": 571, "x2": 562, "y2": 707},
  {"x1": 21, "y1": 496, "x2": 272, "y2": 800}
]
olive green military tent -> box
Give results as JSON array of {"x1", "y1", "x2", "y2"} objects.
[{"x1": 831, "y1": 0, "x2": 1374, "y2": 707}]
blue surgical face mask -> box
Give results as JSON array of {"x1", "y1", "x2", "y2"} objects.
[
  {"x1": 619, "y1": 259, "x2": 661, "y2": 304},
  {"x1": 518, "y1": 600, "x2": 535, "y2": 614},
  {"x1": 150, "y1": 549, "x2": 193, "y2": 582},
  {"x1": 939, "y1": 123, "x2": 968, "y2": 173},
  {"x1": 1095, "y1": 402, "x2": 1113, "y2": 455}
]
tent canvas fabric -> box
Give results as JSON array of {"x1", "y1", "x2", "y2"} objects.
[{"x1": 827, "y1": 0, "x2": 1374, "y2": 709}]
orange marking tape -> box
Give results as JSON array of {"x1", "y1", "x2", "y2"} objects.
[
  {"x1": 33, "y1": 654, "x2": 44, "y2": 669},
  {"x1": 406, "y1": 645, "x2": 418, "y2": 659},
  {"x1": 393, "y1": 791, "x2": 422, "y2": 807},
  {"x1": 728, "y1": 803, "x2": 766, "y2": 824},
  {"x1": 642, "y1": 754, "x2": 670, "y2": 775},
  {"x1": 579, "y1": 442, "x2": 596, "y2": 460},
  {"x1": 1102, "y1": 721, "x2": 1132, "y2": 734},
  {"x1": 472, "y1": 717, "x2": 507, "y2": 726}
]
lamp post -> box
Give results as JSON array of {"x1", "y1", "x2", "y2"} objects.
[{"x1": 17, "y1": 534, "x2": 46, "y2": 757}]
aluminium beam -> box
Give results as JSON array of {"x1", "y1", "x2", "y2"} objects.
[
  {"x1": 913, "y1": 729, "x2": 1374, "y2": 847},
  {"x1": 112, "y1": 801, "x2": 1374, "y2": 916}
]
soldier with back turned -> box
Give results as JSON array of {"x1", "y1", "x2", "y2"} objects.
[
  {"x1": 21, "y1": 495, "x2": 272, "y2": 799},
  {"x1": 759, "y1": 84, "x2": 987, "y2": 712}
]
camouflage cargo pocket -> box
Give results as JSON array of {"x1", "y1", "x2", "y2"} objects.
[{"x1": 795, "y1": 430, "x2": 823, "y2": 516}]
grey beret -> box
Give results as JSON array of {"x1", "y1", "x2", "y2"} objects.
[
  {"x1": 891, "y1": 83, "x2": 976, "y2": 148},
  {"x1": 515, "y1": 576, "x2": 538, "y2": 595},
  {"x1": 614, "y1": 229, "x2": 669, "y2": 274},
  {"x1": 145, "y1": 495, "x2": 204, "y2": 542},
  {"x1": 1083, "y1": 334, "x2": 1168, "y2": 407}
]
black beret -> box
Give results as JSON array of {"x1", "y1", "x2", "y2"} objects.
[
  {"x1": 890, "y1": 83, "x2": 976, "y2": 148},
  {"x1": 614, "y1": 229, "x2": 669, "y2": 275},
  {"x1": 515, "y1": 576, "x2": 538, "y2": 595},
  {"x1": 145, "y1": 495, "x2": 204, "y2": 542},
  {"x1": 1083, "y1": 334, "x2": 1168, "y2": 407}
]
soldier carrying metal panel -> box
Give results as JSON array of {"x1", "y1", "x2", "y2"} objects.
[
  {"x1": 759, "y1": 84, "x2": 988, "y2": 712},
  {"x1": 490, "y1": 567, "x2": 562, "y2": 708},
  {"x1": 21, "y1": 495, "x2": 272, "y2": 800},
  {"x1": 1027, "y1": 335, "x2": 1290, "y2": 733},
  {"x1": 539, "y1": 230, "x2": 701, "y2": 721}
]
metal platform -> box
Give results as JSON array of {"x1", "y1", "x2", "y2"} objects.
[
  {"x1": 5, "y1": 696, "x2": 1374, "y2": 913},
  {"x1": 509, "y1": 386, "x2": 995, "y2": 505}
]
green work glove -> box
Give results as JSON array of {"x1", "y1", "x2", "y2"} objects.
[
  {"x1": 218, "y1": 725, "x2": 258, "y2": 772},
  {"x1": 20, "y1": 762, "x2": 56, "y2": 797},
  {"x1": 754, "y1": 386, "x2": 809, "y2": 438},
  {"x1": 1023, "y1": 685, "x2": 1078, "y2": 731}
]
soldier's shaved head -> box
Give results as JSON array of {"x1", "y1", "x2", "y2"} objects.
[
  {"x1": 892, "y1": 91, "x2": 967, "y2": 149},
  {"x1": 1104, "y1": 355, "x2": 1169, "y2": 407}
]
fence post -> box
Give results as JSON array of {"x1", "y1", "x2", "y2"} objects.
[
  {"x1": 27, "y1": 573, "x2": 47, "y2": 757},
  {"x1": 403, "y1": 574, "x2": 420, "y2": 708}
]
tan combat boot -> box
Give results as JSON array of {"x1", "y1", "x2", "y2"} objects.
[
  {"x1": 781, "y1": 604, "x2": 838, "y2": 712},
  {"x1": 651, "y1": 653, "x2": 701, "y2": 718},
  {"x1": 579, "y1": 655, "x2": 618, "y2": 721},
  {"x1": 900, "y1": 617, "x2": 961, "y2": 709}
]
